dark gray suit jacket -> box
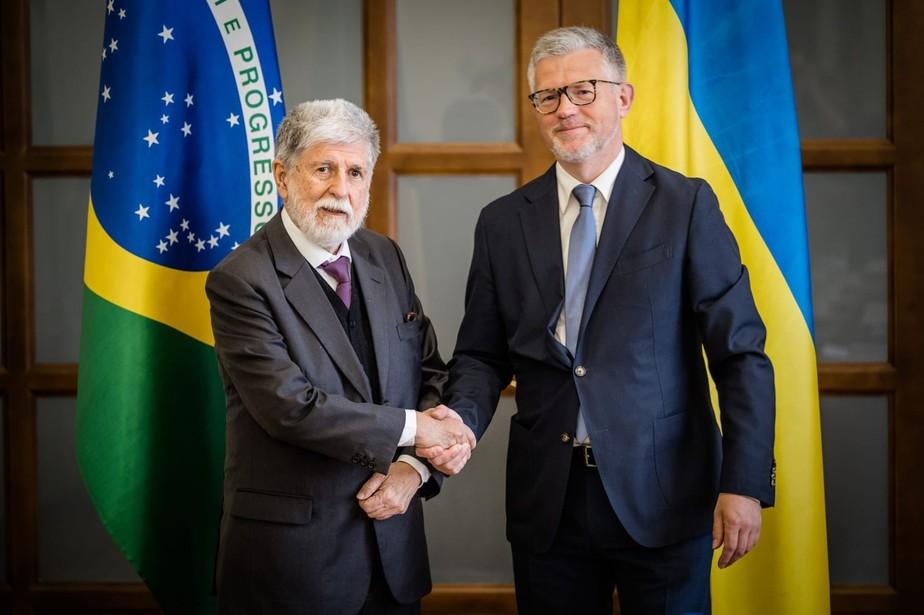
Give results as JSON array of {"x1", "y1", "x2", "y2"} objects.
[
  {"x1": 448, "y1": 147, "x2": 775, "y2": 551},
  {"x1": 206, "y1": 213, "x2": 446, "y2": 614}
]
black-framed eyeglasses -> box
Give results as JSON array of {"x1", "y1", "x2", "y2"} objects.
[{"x1": 528, "y1": 79, "x2": 622, "y2": 114}]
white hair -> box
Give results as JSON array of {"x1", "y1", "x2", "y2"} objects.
[
  {"x1": 527, "y1": 26, "x2": 627, "y2": 92},
  {"x1": 274, "y1": 99, "x2": 381, "y2": 171}
]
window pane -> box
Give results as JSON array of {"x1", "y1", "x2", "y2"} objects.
[
  {"x1": 270, "y1": 0, "x2": 363, "y2": 107},
  {"x1": 397, "y1": 0, "x2": 515, "y2": 142},
  {"x1": 821, "y1": 396, "x2": 889, "y2": 584},
  {"x1": 36, "y1": 397, "x2": 139, "y2": 582},
  {"x1": 805, "y1": 173, "x2": 887, "y2": 362},
  {"x1": 426, "y1": 397, "x2": 515, "y2": 583},
  {"x1": 33, "y1": 178, "x2": 89, "y2": 364},
  {"x1": 397, "y1": 174, "x2": 516, "y2": 356},
  {"x1": 783, "y1": 0, "x2": 886, "y2": 138},
  {"x1": 31, "y1": 0, "x2": 104, "y2": 145},
  {"x1": 398, "y1": 174, "x2": 516, "y2": 582}
]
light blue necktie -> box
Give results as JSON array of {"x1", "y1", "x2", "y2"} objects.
[{"x1": 565, "y1": 183, "x2": 596, "y2": 444}]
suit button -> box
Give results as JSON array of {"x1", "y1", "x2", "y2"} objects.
[
  {"x1": 560, "y1": 432, "x2": 571, "y2": 443},
  {"x1": 574, "y1": 365, "x2": 587, "y2": 377}
]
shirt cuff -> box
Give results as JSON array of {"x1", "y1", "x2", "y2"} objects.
[
  {"x1": 398, "y1": 409, "x2": 417, "y2": 447},
  {"x1": 397, "y1": 455, "x2": 431, "y2": 486}
]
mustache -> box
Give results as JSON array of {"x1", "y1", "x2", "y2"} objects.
[
  {"x1": 554, "y1": 121, "x2": 587, "y2": 132},
  {"x1": 314, "y1": 197, "x2": 353, "y2": 217}
]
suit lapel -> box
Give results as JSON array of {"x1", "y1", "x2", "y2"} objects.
[
  {"x1": 519, "y1": 166, "x2": 565, "y2": 323},
  {"x1": 266, "y1": 214, "x2": 373, "y2": 402},
  {"x1": 519, "y1": 166, "x2": 571, "y2": 369},
  {"x1": 580, "y1": 148, "x2": 655, "y2": 335},
  {"x1": 349, "y1": 233, "x2": 391, "y2": 402}
]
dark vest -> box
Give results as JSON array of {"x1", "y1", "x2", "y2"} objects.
[{"x1": 312, "y1": 263, "x2": 382, "y2": 404}]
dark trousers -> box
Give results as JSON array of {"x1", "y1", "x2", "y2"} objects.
[
  {"x1": 358, "y1": 540, "x2": 420, "y2": 615},
  {"x1": 512, "y1": 448, "x2": 712, "y2": 615}
]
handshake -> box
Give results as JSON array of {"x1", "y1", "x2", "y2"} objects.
[{"x1": 414, "y1": 405, "x2": 476, "y2": 476}]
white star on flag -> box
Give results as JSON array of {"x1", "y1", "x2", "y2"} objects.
[
  {"x1": 107, "y1": 0, "x2": 114, "y2": 14},
  {"x1": 118, "y1": 8, "x2": 126, "y2": 19},
  {"x1": 195, "y1": 238, "x2": 206, "y2": 252},
  {"x1": 226, "y1": 113, "x2": 240, "y2": 127},
  {"x1": 187, "y1": 231, "x2": 196, "y2": 243},
  {"x1": 109, "y1": 38, "x2": 119, "y2": 53},
  {"x1": 107, "y1": 170, "x2": 114, "y2": 179},
  {"x1": 215, "y1": 222, "x2": 231, "y2": 238},
  {"x1": 162, "y1": 91, "x2": 174, "y2": 105},
  {"x1": 153, "y1": 174, "x2": 165, "y2": 187},
  {"x1": 101, "y1": 48, "x2": 107, "y2": 60},
  {"x1": 181, "y1": 122, "x2": 192, "y2": 137},
  {"x1": 101, "y1": 85, "x2": 111, "y2": 102},
  {"x1": 185, "y1": 93, "x2": 194, "y2": 107},
  {"x1": 165, "y1": 194, "x2": 180, "y2": 211},
  {"x1": 158, "y1": 25, "x2": 175, "y2": 44},
  {"x1": 232, "y1": 242, "x2": 240, "y2": 250},
  {"x1": 208, "y1": 235, "x2": 219, "y2": 249},
  {"x1": 269, "y1": 88, "x2": 283, "y2": 106},
  {"x1": 143, "y1": 129, "x2": 160, "y2": 147},
  {"x1": 156, "y1": 240, "x2": 169, "y2": 254},
  {"x1": 135, "y1": 204, "x2": 150, "y2": 220},
  {"x1": 180, "y1": 219, "x2": 190, "y2": 231},
  {"x1": 166, "y1": 229, "x2": 179, "y2": 245},
  {"x1": 160, "y1": 114, "x2": 170, "y2": 124}
]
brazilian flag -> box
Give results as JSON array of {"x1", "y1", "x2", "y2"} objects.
[
  {"x1": 618, "y1": 1, "x2": 829, "y2": 613},
  {"x1": 77, "y1": 1, "x2": 285, "y2": 612}
]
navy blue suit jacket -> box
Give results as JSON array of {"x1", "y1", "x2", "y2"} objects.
[{"x1": 447, "y1": 147, "x2": 775, "y2": 550}]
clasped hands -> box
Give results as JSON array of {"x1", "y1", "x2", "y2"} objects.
[
  {"x1": 413, "y1": 404, "x2": 476, "y2": 475},
  {"x1": 356, "y1": 405, "x2": 475, "y2": 521}
]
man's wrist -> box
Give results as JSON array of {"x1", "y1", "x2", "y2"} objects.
[
  {"x1": 397, "y1": 409, "x2": 417, "y2": 447},
  {"x1": 397, "y1": 455, "x2": 429, "y2": 486}
]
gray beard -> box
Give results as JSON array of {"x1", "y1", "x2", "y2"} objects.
[{"x1": 288, "y1": 196, "x2": 368, "y2": 252}]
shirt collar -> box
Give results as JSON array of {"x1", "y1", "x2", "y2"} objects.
[
  {"x1": 281, "y1": 207, "x2": 352, "y2": 268},
  {"x1": 555, "y1": 145, "x2": 626, "y2": 214}
]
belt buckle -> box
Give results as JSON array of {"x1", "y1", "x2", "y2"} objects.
[{"x1": 581, "y1": 444, "x2": 597, "y2": 468}]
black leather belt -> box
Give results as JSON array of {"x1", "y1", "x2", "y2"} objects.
[{"x1": 573, "y1": 444, "x2": 597, "y2": 468}]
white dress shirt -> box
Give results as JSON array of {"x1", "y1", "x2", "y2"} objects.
[
  {"x1": 281, "y1": 208, "x2": 429, "y2": 484},
  {"x1": 553, "y1": 146, "x2": 626, "y2": 445}
]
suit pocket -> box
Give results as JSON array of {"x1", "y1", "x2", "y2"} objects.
[
  {"x1": 396, "y1": 319, "x2": 423, "y2": 341},
  {"x1": 616, "y1": 243, "x2": 672, "y2": 274},
  {"x1": 230, "y1": 488, "x2": 313, "y2": 525}
]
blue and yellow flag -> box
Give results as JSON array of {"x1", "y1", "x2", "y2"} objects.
[
  {"x1": 77, "y1": 1, "x2": 284, "y2": 612},
  {"x1": 617, "y1": 1, "x2": 829, "y2": 613}
]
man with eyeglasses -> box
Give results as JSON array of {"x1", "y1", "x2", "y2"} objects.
[{"x1": 418, "y1": 26, "x2": 775, "y2": 614}]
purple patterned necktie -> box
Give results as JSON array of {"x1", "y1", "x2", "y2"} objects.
[{"x1": 320, "y1": 255, "x2": 352, "y2": 309}]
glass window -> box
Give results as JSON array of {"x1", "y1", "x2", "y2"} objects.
[
  {"x1": 36, "y1": 397, "x2": 139, "y2": 582},
  {"x1": 397, "y1": 174, "x2": 516, "y2": 356},
  {"x1": 783, "y1": 0, "x2": 886, "y2": 138},
  {"x1": 30, "y1": 0, "x2": 105, "y2": 145},
  {"x1": 398, "y1": 174, "x2": 517, "y2": 582},
  {"x1": 396, "y1": 0, "x2": 515, "y2": 142},
  {"x1": 425, "y1": 397, "x2": 515, "y2": 583},
  {"x1": 270, "y1": 0, "x2": 363, "y2": 107},
  {"x1": 821, "y1": 395, "x2": 889, "y2": 584},
  {"x1": 32, "y1": 178, "x2": 89, "y2": 364},
  {"x1": 805, "y1": 172, "x2": 887, "y2": 362}
]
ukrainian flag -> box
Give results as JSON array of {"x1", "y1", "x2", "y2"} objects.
[
  {"x1": 77, "y1": 1, "x2": 284, "y2": 612},
  {"x1": 617, "y1": 1, "x2": 829, "y2": 613}
]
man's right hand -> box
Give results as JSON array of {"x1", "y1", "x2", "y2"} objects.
[
  {"x1": 414, "y1": 405, "x2": 477, "y2": 450},
  {"x1": 414, "y1": 405, "x2": 476, "y2": 475}
]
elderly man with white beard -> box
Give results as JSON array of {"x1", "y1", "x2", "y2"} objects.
[{"x1": 206, "y1": 99, "x2": 475, "y2": 615}]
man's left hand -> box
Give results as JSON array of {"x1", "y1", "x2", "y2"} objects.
[
  {"x1": 713, "y1": 492, "x2": 762, "y2": 568},
  {"x1": 356, "y1": 461, "x2": 420, "y2": 520}
]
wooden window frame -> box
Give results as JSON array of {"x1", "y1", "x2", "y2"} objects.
[{"x1": 1, "y1": 0, "x2": 921, "y2": 613}]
